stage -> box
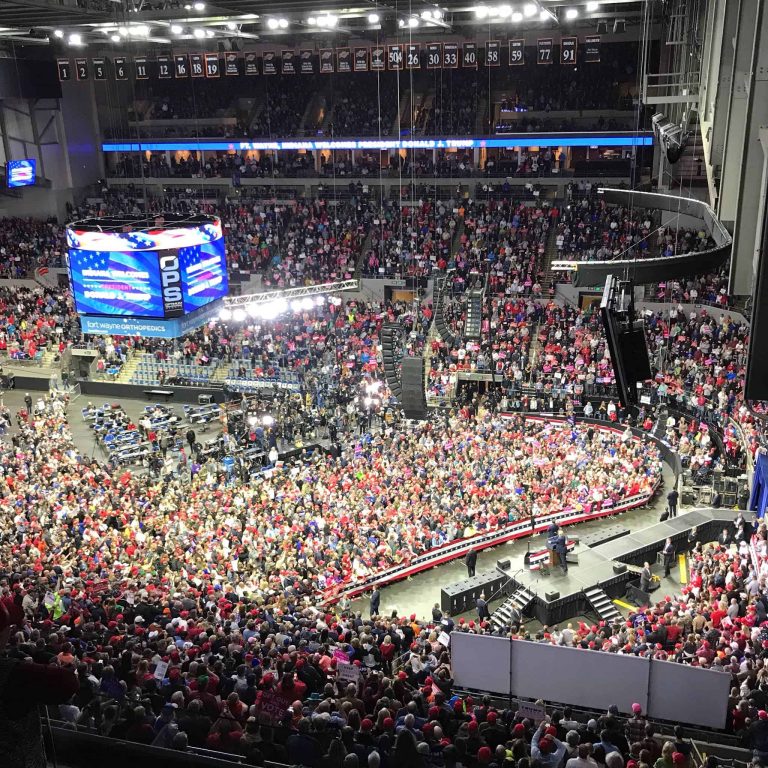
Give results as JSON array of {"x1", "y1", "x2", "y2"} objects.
[{"x1": 486, "y1": 507, "x2": 748, "y2": 626}]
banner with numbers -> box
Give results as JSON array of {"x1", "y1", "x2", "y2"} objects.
[
  {"x1": 75, "y1": 58, "x2": 88, "y2": 81},
  {"x1": 189, "y1": 53, "x2": 204, "y2": 77},
  {"x1": 60, "y1": 38, "x2": 607, "y2": 87},
  {"x1": 560, "y1": 37, "x2": 577, "y2": 65},
  {"x1": 157, "y1": 55, "x2": 172, "y2": 79},
  {"x1": 205, "y1": 53, "x2": 220, "y2": 77},
  {"x1": 388, "y1": 44, "x2": 403, "y2": 70},
  {"x1": 135, "y1": 56, "x2": 149, "y2": 79},
  {"x1": 485, "y1": 41, "x2": 501, "y2": 66},
  {"x1": 174, "y1": 54, "x2": 188, "y2": 78},
  {"x1": 462, "y1": 42, "x2": 477, "y2": 68},
  {"x1": 406, "y1": 43, "x2": 420, "y2": 69},
  {"x1": 443, "y1": 42, "x2": 459, "y2": 68},
  {"x1": 93, "y1": 58, "x2": 106, "y2": 80},
  {"x1": 114, "y1": 57, "x2": 128, "y2": 80},
  {"x1": 537, "y1": 38, "x2": 553, "y2": 64},
  {"x1": 57, "y1": 59, "x2": 72, "y2": 81},
  {"x1": 426, "y1": 43, "x2": 441, "y2": 69}
]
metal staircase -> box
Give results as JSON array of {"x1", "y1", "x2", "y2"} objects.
[
  {"x1": 489, "y1": 586, "x2": 536, "y2": 632},
  {"x1": 464, "y1": 289, "x2": 484, "y2": 340},
  {"x1": 584, "y1": 586, "x2": 622, "y2": 624}
]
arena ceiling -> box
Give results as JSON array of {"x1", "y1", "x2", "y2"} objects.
[{"x1": 0, "y1": 0, "x2": 649, "y2": 47}]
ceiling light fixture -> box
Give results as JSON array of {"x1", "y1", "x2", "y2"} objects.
[
  {"x1": 193, "y1": 1, "x2": 205, "y2": 9},
  {"x1": 278, "y1": 17, "x2": 288, "y2": 28},
  {"x1": 68, "y1": 32, "x2": 82, "y2": 45},
  {"x1": 474, "y1": 5, "x2": 489, "y2": 19},
  {"x1": 523, "y1": 3, "x2": 538, "y2": 16},
  {"x1": 408, "y1": 16, "x2": 419, "y2": 26},
  {"x1": 193, "y1": 27, "x2": 205, "y2": 37},
  {"x1": 307, "y1": 16, "x2": 317, "y2": 24},
  {"x1": 586, "y1": 1, "x2": 599, "y2": 9},
  {"x1": 497, "y1": 5, "x2": 512, "y2": 18},
  {"x1": 266, "y1": 17, "x2": 279, "y2": 29},
  {"x1": 539, "y1": 9, "x2": 550, "y2": 21},
  {"x1": 433, "y1": 8, "x2": 443, "y2": 20},
  {"x1": 368, "y1": 13, "x2": 380, "y2": 24},
  {"x1": 205, "y1": 28, "x2": 214, "y2": 37},
  {"x1": 421, "y1": 10, "x2": 433, "y2": 19},
  {"x1": 53, "y1": 29, "x2": 64, "y2": 38},
  {"x1": 225, "y1": 21, "x2": 237, "y2": 30},
  {"x1": 566, "y1": 8, "x2": 578, "y2": 19},
  {"x1": 110, "y1": 34, "x2": 120, "y2": 42},
  {"x1": 511, "y1": 11, "x2": 523, "y2": 21}
]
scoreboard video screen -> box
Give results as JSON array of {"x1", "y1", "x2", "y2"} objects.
[{"x1": 66, "y1": 217, "x2": 228, "y2": 320}]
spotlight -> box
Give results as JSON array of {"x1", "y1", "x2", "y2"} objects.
[
  {"x1": 421, "y1": 10, "x2": 433, "y2": 19},
  {"x1": 539, "y1": 9, "x2": 550, "y2": 21},
  {"x1": 318, "y1": 14, "x2": 337, "y2": 27},
  {"x1": 246, "y1": 304, "x2": 260, "y2": 317},
  {"x1": 300, "y1": 297, "x2": 314, "y2": 310},
  {"x1": 474, "y1": 5, "x2": 489, "y2": 19},
  {"x1": 193, "y1": 27, "x2": 205, "y2": 37},
  {"x1": 266, "y1": 17, "x2": 279, "y2": 29},
  {"x1": 54, "y1": 29, "x2": 64, "y2": 38},
  {"x1": 565, "y1": 8, "x2": 578, "y2": 19},
  {"x1": 68, "y1": 33, "x2": 82, "y2": 45},
  {"x1": 193, "y1": 1, "x2": 205, "y2": 9},
  {"x1": 262, "y1": 415, "x2": 275, "y2": 427},
  {"x1": 110, "y1": 34, "x2": 121, "y2": 42},
  {"x1": 205, "y1": 28, "x2": 214, "y2": 37},
  {"x1": 511, "y1": 11, "x2": 523, "y2": 21},
  {"x1": 498, "y1": 5, "x2": 512, "y2": 18},
  {"x1": 233, "y1": 308, "x2": 246, "y2": 322},
  {"x1": 368, "y1": 13, "x2": 380, "y2": 23},
  {"x1": 586, "y1": 1, "x2": 599, "y2": 9},
  {"x1": 408, "y1": 16, "x2": 419, "y2": 26},
  {"x1": 278, "y1": 17, "x2": 288, "y2": 28},
  {"x1": 523, "y1": 3, "x2": 537, "y2": 16},
  {"x1": 307, "y1": 16, "x2": 317, "y2": 25},
  {"x1": 398, "y1": 18, "x2": 405, "y2": 26},
  {"x1": 219, "y1": 308, "x2": 232, "y2": 321},
  {"x1": 433, "y1": 9, "x2": 443, "y2": 20},
  {"x1": 171, "y1": 24, "x2": 183, "y2": 34},
  {"x1": 315, "y1": 296, "x2": 326, "y2": 306},
  {"x1": 225, "y1": 21, "x2": 237, "y2": 30},
  {"x1": 118, "y1": 27, "x2": 128, "y2": 36},
  {"x1": 132, "y1": 24, "x2": 149, "y2": 35}
]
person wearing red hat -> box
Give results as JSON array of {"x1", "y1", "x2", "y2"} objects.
[{"x1": 531, "y1": 717, "x2": 567, "y2": 768}]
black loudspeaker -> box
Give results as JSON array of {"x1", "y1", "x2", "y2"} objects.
[
  {"x1": 497, "y1": 559, "x2": 511, "y2": 571},
  {"x1": 613, "y1": 563, "x2": 627, "y2": 574},
  {"x1": 545, "y1": 591, "x2": 560, "y2": 601},
  {"x1": 746, "y1": 186, "x2": 768, "y2": 399},
  {"x1": 618, "y1": 325, "x2": 652, "y2": 383}
]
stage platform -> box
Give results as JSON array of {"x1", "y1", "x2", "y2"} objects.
[{"x1": 491, "y1": 507, "x2": 748, "y2": 626}]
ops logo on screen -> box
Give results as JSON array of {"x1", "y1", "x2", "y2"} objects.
[{"x1": 159, "y1": 253, "x2": 183, "y2": 316}]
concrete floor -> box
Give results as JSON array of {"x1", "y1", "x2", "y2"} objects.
[{"x1": 2, "y1": 387, "x2": 682, "y2": 627}]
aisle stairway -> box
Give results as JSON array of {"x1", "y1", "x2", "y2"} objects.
[
  {"x1": 115, "y1": 351, "x2": 146, "y2": 383},
  {"x1": 540, "y1": 224, "x2": 562, "y2": 290},
  {"x1": 489, "y1": 585, "x2": 536, "y2": 632},
  {"x1": 464, "y1": 289, "x2": 483, "y2": 339},
  {"x1": 584, "y1": 586, "x2": 622, "y2": 624}
]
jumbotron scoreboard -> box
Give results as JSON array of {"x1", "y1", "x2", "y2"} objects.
[{"x1": 66, "y1": 214, "x2": 228, "y2": 338}]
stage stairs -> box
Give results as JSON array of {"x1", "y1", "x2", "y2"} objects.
[
  {"x1": 584, "y1": 586, "x2": 622, "y2": 624},
  {"x1": 489, "y1": 585, "x2": 536, "y2": 632}
]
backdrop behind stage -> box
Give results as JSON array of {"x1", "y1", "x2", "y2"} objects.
[
  {"x1": 450, "y1": 632, "x2": 731, "y2": 729},
  {"x1": 66, "y1": 214, "x2": 228, "y2": 338}
]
